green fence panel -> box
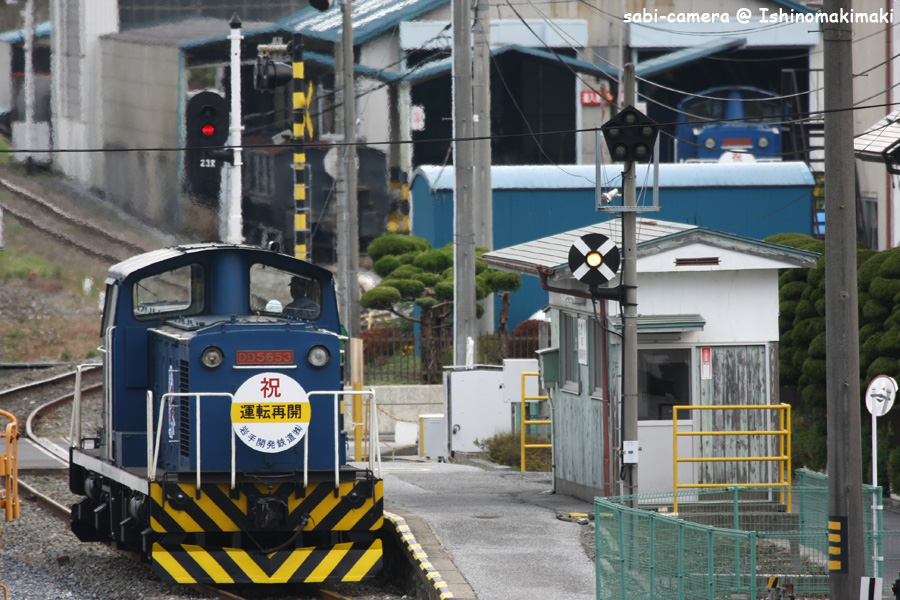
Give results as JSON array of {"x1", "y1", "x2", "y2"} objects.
[{"x1": 595, "y1": 478, "x2": 897, "y2": 600}]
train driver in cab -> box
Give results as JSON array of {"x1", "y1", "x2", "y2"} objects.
[{"x1": 285, "y1": 276, "x2": 320, "y2": 319}]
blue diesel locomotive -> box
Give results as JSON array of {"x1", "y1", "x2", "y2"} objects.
[
  {"x1": 69, "y1": 243, "x2": 383, "y2": 584},
  {"x1": 674, "y1": 86, "x2": 783, "y2": 162}
]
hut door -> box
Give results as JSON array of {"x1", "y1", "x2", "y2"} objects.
[
  {"x1": 636, "y1": 347, "x2": 695, "y2": 495},
  {"x1": 696, "y1": 345, "x2": 768, "y2": 485}
]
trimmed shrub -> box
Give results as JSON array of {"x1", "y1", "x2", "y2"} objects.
[
  {"x1": 413, "y1": 249, "x2": 453, "y2": 273},
  {"x1": 367, "y1": 234, "x2": 430, "y2": 261},
  {"x1": 381, "y1": 278, "x2": 425, "y2": 298},
  {"x1": 360, "y1": 286, "x2": 401, "y2": 310},
  {"x1": 373, "y1": 255, "x2": 401, "y2": 278}
]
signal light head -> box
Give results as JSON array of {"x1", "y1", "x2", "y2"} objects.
[
  {"x1": 201, "y1": 123, "x2": 216, "y2": 137},
  {"x1": 600, "y1": 105, "x2": 659, "y2": 163},
  {"x1": 586, "y1": 252, "x2": 603, "y2": 268}
]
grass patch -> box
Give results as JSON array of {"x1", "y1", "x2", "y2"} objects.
[
  {"x1": 0, "y1": 243, "x2": 101, "y2": 363},
  {"x1": 475, "y1": 430, "x2": 552, "y2": 472},
  {"x1": 0, "y1": 135, "x2": 10, "y2": 166},
  {"x1": 0, "y1": 242, "x2": 64, "y2": 281}
]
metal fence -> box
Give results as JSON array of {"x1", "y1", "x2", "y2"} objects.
[
  {"x1": 361, "y1": 331, "x2": 541, "y2": 384},
  {"x1": 595, "y1": 472, "x2": 899, "y2": 599}
]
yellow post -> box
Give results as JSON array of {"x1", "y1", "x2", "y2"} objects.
[
  {"x1": 520, "y1": 372, "x2": 551, "y2": 472},
  {"x1": 350, "y1": 338, "x2": 365, "y2": 461}
]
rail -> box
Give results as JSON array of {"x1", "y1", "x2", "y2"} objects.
[
  {"x1": 520, "y1": 371, "x2": 551, "y2": 472},
  {"x1": 672, "y1": 403, "x2": 791, "y2": 513},
  {"x1": 0, "y1": 409, "x2": 18, "y2": 522}
]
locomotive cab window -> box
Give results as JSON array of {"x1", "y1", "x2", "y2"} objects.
[
  {"x1": 249, "y1": 264, "x2": 322, "y2": 320},
  {"x1": 132, "y1": 264, "x2": 205, "y2": 320}
]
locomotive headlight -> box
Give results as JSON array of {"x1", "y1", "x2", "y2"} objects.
[
  {"x1": 201, "y1": 346, "x2": 224, "y2": 368},
  {"x1": 704, "y1": 137, "x2": 716, "y2": 149},
  {"x1": 307, "y1": 345, "x2": 330, "y2": 367},
  {"x1": 758, "y1": 137, "x2": 770, "y2": 148}
]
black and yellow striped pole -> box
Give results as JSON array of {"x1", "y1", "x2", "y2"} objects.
[{"x1": 292, "y1": 33, "x2": 313, "y2": 260}]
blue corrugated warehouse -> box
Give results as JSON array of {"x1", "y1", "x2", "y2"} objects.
[{"x1": 409, "y1": 162, "x2": 816, "y2": 329}]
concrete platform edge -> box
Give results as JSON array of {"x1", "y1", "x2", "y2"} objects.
[{"x1": 383, "y1": 508, "x2": 477, "y2": 600}]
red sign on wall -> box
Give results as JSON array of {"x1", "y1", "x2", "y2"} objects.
[
  {"x1": 581, "y1": 90, "x2": 612, "y2": 106},
  {"x1": 701, "y1": 347, "x2": 712, "y2": 380}
]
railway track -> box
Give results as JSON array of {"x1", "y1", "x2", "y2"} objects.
[
  {"x1": 0, "y1": 174, "x2": 151, "y2": 264},
  {"x1": 4, "y1": 370, "x2": 388, "y2": 600}
]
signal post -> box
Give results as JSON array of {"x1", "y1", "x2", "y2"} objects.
[{"x1": 596, "y1": 64, "x2": 659, "y2": 503}]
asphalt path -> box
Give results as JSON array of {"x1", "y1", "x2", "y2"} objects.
[{"x1": 380, "y1": 460, "x2": 596, "y2": 600}]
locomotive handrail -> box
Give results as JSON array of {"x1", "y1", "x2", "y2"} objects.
[
  {"x1": 70, "y1": 362, "x2": 103, "y2": 450},
  {"x1": 308, "y1": 389, "x2": 379, "y2": 494},
  {"x1": 146, "y1": 390, "x2": 376, "y2": 493},
  {"x1": 151, "y1": 392, "x2": 237, "y2": 491}
]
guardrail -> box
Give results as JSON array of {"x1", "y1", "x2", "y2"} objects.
[
  {"x1": 672, "y1": 403, "x2": 791, "y2": 512},
  {"x1": 520, "y1": 371, "x2": 551, "y2": 472},
  {"x1": 0, "y1": 409, "x2": 18, "y2": 522}
]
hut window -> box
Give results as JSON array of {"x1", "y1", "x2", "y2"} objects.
[
  {"x1": 560, "y1": 313, "x2": 581, "y2": 392},
  {"x1": 637, "y1": 348, "x2": 691, "y2": 420}
]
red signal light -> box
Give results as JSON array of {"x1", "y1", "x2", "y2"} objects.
[{"x1": 201, "y1": 123, "x2": 216, "y2": 137}]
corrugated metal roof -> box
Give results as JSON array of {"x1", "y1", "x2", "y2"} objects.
[
  {"x1": 482, "y1": 218, "x2": 695, "y2": 274},
  {"x1": 482, "y1": 218, "x2": 818, "y2": 275},
  {"x1": 635, "y1": 38, "x2": 745, "y2": 78},
  {"x1": 303, "y1": 50, "x2": 402, "y2": 82},
  {"x1": 102, "y1": 18, "x2": 269, "y2": 47},
  {"x1": 0, "y1": 21, "x2": 51, "y2": 44},
  {"x1": 278, "y1": 0, "x2": 449, "y2": 44},
  {"x1": 412, "y1": 162, "x2": 815, "y2": 192},
  {"x1": 855, "y1": 110, "x2": 900, "y2": 162},
  {"x1": 404, "y1": 43, "x2": 617, "y2": 84}
]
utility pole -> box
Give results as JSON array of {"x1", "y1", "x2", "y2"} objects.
[
  {"x1": 225, "y1": 15, "x2": 243, "y2": 244},
  {"x1": 452, "y1": 0, "x2": 477, "y2": 366},
  {"x1": 473, "y1": 0, "x2": 491, "y2": 249},
  {"x1": 823, "y1": 0, "x2": 864, "y2": 592},
  {"x1": 342, "y1": 0, "x2": 360, "y2": 338},
  {"x1": 473, "y1": 0, "x2": 493, "y2": 333},
  {"x1": 22, "y1": 0, "x2": 35, "y2": 165},
  {"x1": 621, "y1": 64, "x2": 639, "y2": 501}
]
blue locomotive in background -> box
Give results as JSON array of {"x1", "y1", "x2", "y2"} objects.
[
  {"x1": 69, "y1": 243, "x2": 383, "y2": 584},
  {"x1": 674, "y1": 86, "x2": 784, "y2": 162}
]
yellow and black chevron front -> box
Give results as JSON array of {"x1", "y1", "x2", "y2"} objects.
[
  {"x1": 152, "y1": 539, "x2": 383, "y2": 584},
  {"x1": 149, "y1": 479, "x2": 384, "y2": 534}
]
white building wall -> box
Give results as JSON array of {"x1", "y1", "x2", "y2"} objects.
[{"x1": 636, "y1": 269, "x2": 780, "y2": 343}]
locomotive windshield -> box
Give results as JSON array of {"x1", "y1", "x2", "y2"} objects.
[
  {"x1": 249, "y1": 263, "x2": 322, "y2": 320},
  {"x1": 132, "y1": 263, "x2": 205, "y2": 320}
]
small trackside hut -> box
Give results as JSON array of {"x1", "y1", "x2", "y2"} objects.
[
  {"x1": 69, "y1": 243, "x2": 383, "y2": 585},
  {"x1": 483, "y1": 219, "x2": 818, "y2": 501}
]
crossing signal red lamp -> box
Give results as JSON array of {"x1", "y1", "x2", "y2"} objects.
[{"x1": 600, "y1": 106, "x2": 659, "y2": 163}]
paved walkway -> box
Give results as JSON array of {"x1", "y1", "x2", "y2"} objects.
[{"x1": 377, "y1": 459, "x2": 596, "y2": 600}]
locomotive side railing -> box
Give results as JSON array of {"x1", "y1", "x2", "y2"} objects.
[{"x1": 308, "y1": 389, "x2": 380, "y2": 492}]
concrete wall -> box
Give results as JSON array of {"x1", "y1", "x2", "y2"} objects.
[{"x1": 346, "y1": 385, "x2": 443, "y2": 438}]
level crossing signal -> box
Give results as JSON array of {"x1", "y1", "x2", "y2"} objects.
[
  {"x1": 256, "y1": 59, "x2": 292, "y2": 91},
  {"x1": 568, "y1": 233, "x2": 620, "y2": 285}
]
